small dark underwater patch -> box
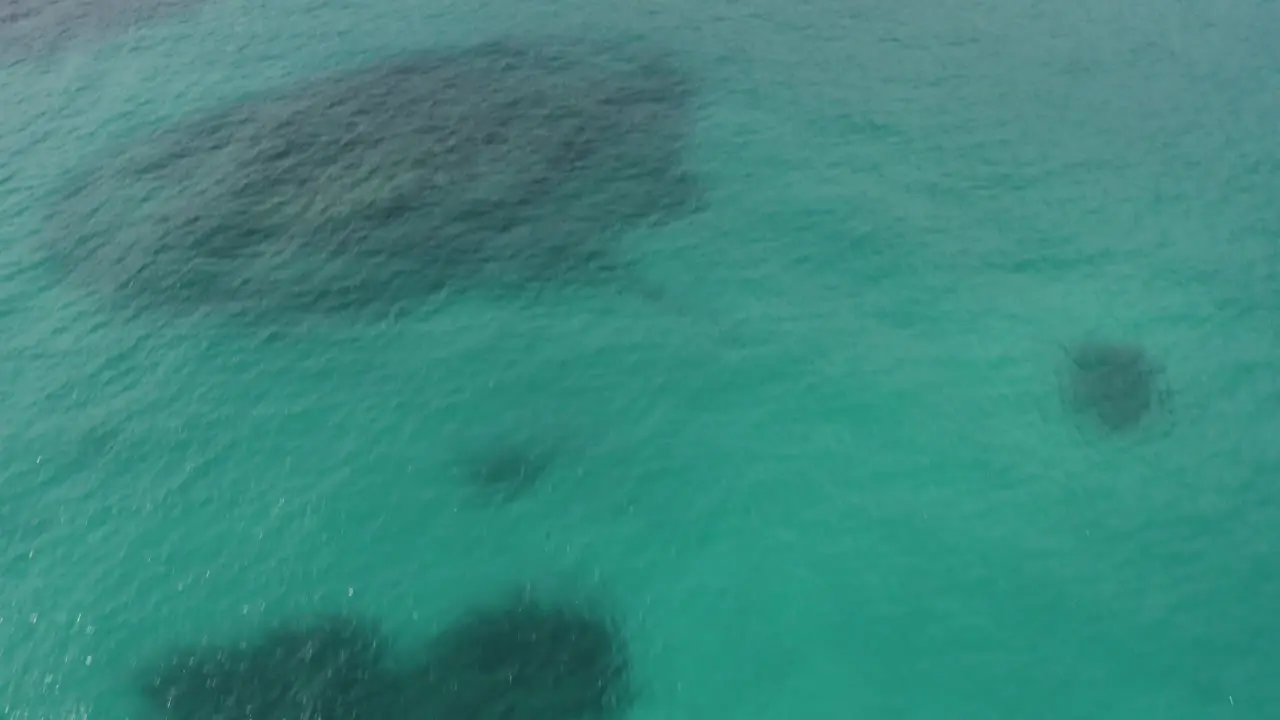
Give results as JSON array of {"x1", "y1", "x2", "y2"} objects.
[
  {"x1": 458, "y1": 435, "x2": 561, "y2": 504},
  {"x1": 1058, "y1": 340, "x2": 1174, "y2": 435},
  {"x1": 44, "y1": 35, "x2": 706, "y2": 324}
]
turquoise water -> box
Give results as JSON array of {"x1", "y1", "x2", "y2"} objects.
[{"x1": 3, "y1": 0, "x2": 1279, "y2": 718}]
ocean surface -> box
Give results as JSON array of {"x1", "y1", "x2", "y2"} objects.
[{"x1": 2, "y1": 0, "x2": 1278, "y2": 718}]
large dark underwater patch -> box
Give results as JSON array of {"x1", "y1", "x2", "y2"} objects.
[
  {"x1": 136, "y1": 613, "x2": 388, "y2": 720},
  {"x1": 390, "y1": 590, "x2": 634, "y2": 720},
  {"x1": 135, "y1": 590, "x2": 635, "y2": 720},
  {"x1": 45, "y1": 36, "x2": 706, "y2": 322}
]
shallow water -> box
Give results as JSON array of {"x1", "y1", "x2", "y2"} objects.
[{"x1": 2, "y1": 0, "x2": 1278, "y2": 718}]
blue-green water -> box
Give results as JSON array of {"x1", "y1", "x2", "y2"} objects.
[{"x1": 3, "y1": 0, "x2": 1279, "y2": 718}]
